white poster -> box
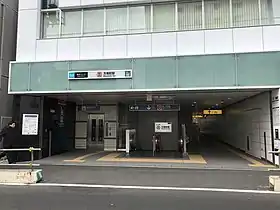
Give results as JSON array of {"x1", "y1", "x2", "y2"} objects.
[
  {"x1": 22, "y1": 114, "x2": 39, "y2": 135},
  {"x1": 154, "y1": 122, "x2": 172, "y2": 133}
]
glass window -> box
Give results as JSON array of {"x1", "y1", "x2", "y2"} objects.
[
  {"x1": 178, "y1": 1, "x2": 202, "y2": 30},
  {"x1": 83, "y1": 9, "x2": 104, "y2": 35},
  {"x1": 153, "y1": 3, "x2": 175, "y2": 32},
  {"x1": 61, "y1": 11, "x2": 82, "y2": 37},
  {"x1": 260, "y1": 0, "x2": 270, "y2": 25},
  {"x1": 232, "y1": 0, "x2": 260, "y2": 27},
  {"x1": 129, "y1": 5, "x2": 151, "y2": 33},
  {"x1": 205, "y1": 0, "x2": 230, "y2": 29},
  {"x1": 106, "y1": 7, "x2": 127, "y2": 35},
  {"x1": 42, "y1": 12, "x2": 60, "y2": 38}
]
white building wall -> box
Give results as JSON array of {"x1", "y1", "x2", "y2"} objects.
[
  {"x1": 15, "y1": 0, "x2": 280, "y2": 62},
  {"x1": 222, "y1": 92, "x2": 274, "y2": 163},
  {"x1": 0, "y1": 0, "x2": 18, "y2": 128},
  {"x1": 271, "y1": 89, "x2": 280, "y2": 166},
  {"x1": 17, "y1": 25, "x2": 280, "y2": 62}
]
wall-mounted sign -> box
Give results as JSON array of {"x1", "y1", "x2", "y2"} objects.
[
  {"x1": 129, "y1": 104, "x2": 180, "y2": 112},
  {"x1": 78, "y1": 105, "x2": 101, "y2": 112},
  {"x1": 155, "y1": 122, "x2": 172, "y2": 133},
  {"x1": 68, "y1": 70, "x2": 132, "y2": 80},
  {"x1": 203, "y1": 110, "x2": 223, "y2": 115},
  {"x1": 22, "y1": 114, "x2": 39, "y2": 135}
]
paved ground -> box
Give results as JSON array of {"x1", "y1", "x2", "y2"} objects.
[
  {"x1": 0, "y1": 186, "x2": 279, "y2": 210},
  {"x1": 33, "y1": 165, "x2": 278, "y2": 190},
  {"x1": 30, "y1": 137, "x2": 275, "y2": 171}
]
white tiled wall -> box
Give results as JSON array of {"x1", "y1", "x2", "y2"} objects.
[
  {"x1": 221, "y1": 92, "x2": 274, "y2": 163},
  {"x1": 16, "y1": 25, "x2": 280, "y2": 62}
]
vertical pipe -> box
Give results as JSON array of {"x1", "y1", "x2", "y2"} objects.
[
  {"x1": 151, "y1": 4, "x2": 154, "y2": 32},
  {"x1": 81, "y1": 9, "x2": 84, "y2": 36},
  {"x1": 229, "y1": 0, "x2": 233, "y2": 27},
  {"x1": 202, "y1": 0, "x2": 205, "y2": 29},
  {"x1": 258, "y1": 0, "x2": 262, "y2": 25},
  {"x1": 58, "y1": 9, "x2": 62, "y2": 38},
  {"x1": 175, "y1": 2, "x2": 178, "y2": 31}
]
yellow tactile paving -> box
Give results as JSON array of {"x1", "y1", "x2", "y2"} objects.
[
  {"x1": 64, "y1": 151, "x2": 103, "y2": 163},
  {"x1": 227, "y1": 148, "x2": 274, "y2": 168},
  {"x1": 97, "y1": 152, "x2": 207, "y2": 164}
]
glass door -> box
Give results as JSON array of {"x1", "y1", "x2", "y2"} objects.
[{"x1": 88, "y1": 114, "x2": 104, "y2": 147}]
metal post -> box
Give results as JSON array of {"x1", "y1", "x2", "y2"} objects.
[
  {"x1": 182, "y1": 124, "x2": 187, "y2": 157},
  {"x1": 30, "y1": 147, "x2": 34, "y2": 171},
  {"x1": 152, "y1": 135, "x2": 156, "y2": 157},
  {"x1": 49, "y1": 130, "x2": 52, "y2": 157},
  {"x1": 125, "y1": 129, "x2": 130, "y2": 157}
]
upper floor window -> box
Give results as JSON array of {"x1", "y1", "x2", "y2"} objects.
[{"x1": 40, "y1": 0, "x2": 272, "y2": 39}]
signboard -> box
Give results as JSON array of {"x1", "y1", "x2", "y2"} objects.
[
  {"x1": 129, "y1": 104, "x2": 180, "y2": 112},
  {"x1": 68, "y1": 70, "x2": 132, "y2": 80},
  {"x1": 78, "y1": 105, "x2": 101, "y2": 112},
  {"x1": 155, "y1": 122, "x2": 172, "y2": 133},
  {"x1": 22, "y1": 114, "x2": 39, "y2": 135},
  {"x1": 203, "y1": 110, "x2": 223, "y2": 115}
]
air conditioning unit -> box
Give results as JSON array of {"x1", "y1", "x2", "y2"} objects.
[
  {"x1": 42, "y1": 0, "x2": 58, "y2": 9},
  {"x1": 48, "y1": 0, "x2": 58, "y2": 9}
]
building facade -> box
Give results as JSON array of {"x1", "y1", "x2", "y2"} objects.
[
  {"x1": 8, "y1": 0, "x2": 280, "y2": 163},
  {"x1": 0, "y1": 0, "x2": 17, "y2": 128}
]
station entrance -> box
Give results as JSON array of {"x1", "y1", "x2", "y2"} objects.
[{"x1": 34, "y1": 89, "x2": 277, "y2": 169}]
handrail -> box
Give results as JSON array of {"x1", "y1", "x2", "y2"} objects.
[{"x1": 0, "y1": 147, "x2": 41, "y2": 170}]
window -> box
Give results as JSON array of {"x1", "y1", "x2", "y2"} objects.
[
  {"x1": 129, "y1": 5, "x2": 151, "y2": 33},
  {"x1": 153, "y1": 3, "x2": 175, "y2": 32},
  {"x1": 260, "y1": 0, "x2": 270, "y2": 25},
  {"x1": 61, "y1": 11, "x2": 82, "y2": 37},
  {"x1": 83, "y1": 9, "x2": 104, "y2": 35},
  {"x1": 205, "y1": 0, "x2": 230, "y2": 29},
  {"x1": 178, "y1": 1, "x2": 202, "y2": 30},
  {"x1": 232, "y1": 0, "x2": 259, "y2": 27},
  {"x1": 42, "y1": 12, "x2": 60, "y2": 38},
  {"x1": 106, "y1": 7, "x2": 127, "y2": 35}
]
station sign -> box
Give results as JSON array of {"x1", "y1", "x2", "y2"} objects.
[
  {"x1": 129, "y1": 104, "x2": 180, "y2": 112},
  {"x1": 78, "y1": 105, "x2": 101, "y2": 111},
  {"x1": 155, "y1": 122, "x2": 172, "y2": 133},
  {"x1": 68, "y1": 70, "x2": 132, "y2": 80},
  {"x1": 203, "y1": 109, "x2": 223, "y2": 115}
]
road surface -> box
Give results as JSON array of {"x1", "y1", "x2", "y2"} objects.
[{"x1": 0, "y1": 186, "x2": 279, "y2": 210}]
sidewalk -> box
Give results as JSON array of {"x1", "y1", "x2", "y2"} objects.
[{"x1": 38, "y1": 165, "x2": 279, "y2": 191}]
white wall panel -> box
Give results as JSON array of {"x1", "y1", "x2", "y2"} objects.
[
  {"x1": 263, "y1": 25, "x2": 280, "y2": 51},
  {"x1": 59, "y1": 0, "x2": 81, "y2": 7},
  {"x1": 177, "y1": 31, "x2": 204, "y2": 55},
  {"x1": 16, "y1": 10, "x2": 37, "y2": 61},
  {"x1": 80, "y1": 37, "x2": 103, "y2": 59},
  {"x1": 127, "y1": 34, "x2": 151, "y2": 57},
  {"x1": 57, "y1": 38, "x2": 80, "y2": 60},
  {"x1": 36, "y1": 39, "x2": 58, "y2": 61},
  {"x1": 205, "y1": 29, "x2": 233, "y2": 54},
  {"x1": 152, "y1": 33, "x2": 176, "y2": 57},
  {"x1": 233, "y1": 27, "x2": 263, "y2": 53},
  {"x1": 222, "y1": 92, "x2": 273, "y2": 162},
  {"x1": 81, "y1": 0, "x2": 103, "y2": 6},
  {"x1": 19, "y1": 0, "x2": 39, "y2": 10},
  {"x1": 104, "y1": 35, "x2": 127, "y2": 58}
]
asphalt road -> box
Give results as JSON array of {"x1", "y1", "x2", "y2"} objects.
[
  {"x1": 38, "y1": 165, "x2": 278, "y2": 190},
  {"x1": 0, "y1": 186, "x2": 279, "y2": 210}
]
